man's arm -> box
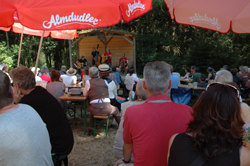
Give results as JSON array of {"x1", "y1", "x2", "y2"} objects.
[
  {"x1": 123, "y1": 143, "x2": 133, "y2": 162},
  {"x1": 83, "y1": 80, "x2": 90, "y2": 97}
]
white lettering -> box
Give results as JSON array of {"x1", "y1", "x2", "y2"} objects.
[
  {"x1": 126, "y1": 0, "x2": 146, "y2": 17},
  {"x1": 189, "y1": 13, "x2": 221, "y2": 30},
  {"x1": 43, "y1": 12, "x2": 99, "y2": 29}
]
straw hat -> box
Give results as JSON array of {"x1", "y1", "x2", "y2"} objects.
[
  {"x1": 98, "y1": 64, "x2": 110, "y2": 72},
  {"x1": 66, "y1": 67, "x2": 77, "y2": 76}
]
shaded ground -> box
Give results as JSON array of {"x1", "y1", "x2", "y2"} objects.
[{"x1": 67, "y1": 110, "x2": 118, "y2": 166}]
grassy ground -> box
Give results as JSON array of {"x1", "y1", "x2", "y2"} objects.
[{"x1": 67, "y1": 110, "x2": 118, "y2": 166}]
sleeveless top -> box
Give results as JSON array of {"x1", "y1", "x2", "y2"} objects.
[
  {"x1": 168, "y1": 133, "x2": 240, "y2": 166},
  {"x1": 89, "y1": 78, "x2": 109, "y2": 101}
]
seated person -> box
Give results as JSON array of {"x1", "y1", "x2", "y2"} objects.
[
  {"x1": 82, "y1": 67, "x2": 91, "y2": 87},
  {"x1": 182, "y1": 67, "x2": 191, "y2": 79},
  {"x1": 40, "y1": 66, "x2": 51, "y2": 83},
  {"x1": 192, "y1": 67, "x2": 201, "y2": 83},
  {"x1": 10, "y1": 66, "x2": 74, "y2": 165},
  {"x1": 124, "y1": 68, "x2": 140, "y2": 91},
  {"x1": 112, "y1": 67, "x2": 123, "y2": 88},
  {"x1": 169, "y1": 65, "x2": 178, "y2": 94},
  {"x1": 168, "y1": 83, "x2": 250, "y2": 165},
  {"x1": 197, "y1": 74, "x2": 208, "y2": 88},
  {"x1": 0, "y1": 71, "x2": 53, "y2": 166},
  {"x1": 46, "y1": 70, "x2": 65, "y2": 103},
  {"x1": 83, "y1": 66, "x2": 121, "y2": 135},
  {"x1": 60, "y1": 67, "x2": 77, "y2": 88},
  {"x1": 113, "y1": 80, "x2": 148, "y2": 160},
  {"x1": 98, "y1": 64, "x2": 121, "y2": 111},
  {"x1": 2, "y1": 64, "x2": 12, "y2": 83},
  {"x1": 31, "y1": 67, "x2": 42, "y2": 84},
  {"x1": 207, "y1": 67, "x2": 215, "y2": 80},
  {"x1": 80, "y1": 66, "x2": 85, "y2": 79}
]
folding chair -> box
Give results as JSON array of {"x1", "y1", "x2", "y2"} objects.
[{"x1": 171, "y1": 88, "x2": 192, "y2": 105}]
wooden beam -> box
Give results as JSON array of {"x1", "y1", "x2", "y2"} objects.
[
  {"x1": 98, "y1": 38, "x2": 105, "y2": 45},
  {"x1": 123, "y1": 36, "x2": 133, "y2": 45},
  {"x1": 106, "y1": 37, "x2": 113, "y2": 45},
  {"x1": 72, "y1": 36, "x2": 84, "y2": 45}
]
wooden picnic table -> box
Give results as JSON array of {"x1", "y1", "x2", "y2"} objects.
[
  {"x1": 58, "y1": 94, "x2": 88, "y2": 134},
  {"x1": 178, "y1": 84, "x2": 206, "y2": 91}
]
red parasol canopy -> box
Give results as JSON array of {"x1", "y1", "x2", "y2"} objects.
[
  {"x1": 164, "y1": 0, "x2": 250, "y2": 34},
  {"x1": 0, "y1": 0, "x2": 152, "y2": 30}
]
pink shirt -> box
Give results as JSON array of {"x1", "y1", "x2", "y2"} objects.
[
  {"x1": 40, "y1": 75, "x2": 51, "y2": 83},
  {"x1": 123, "y1": 95, "x2": 192, "y2": 166}
]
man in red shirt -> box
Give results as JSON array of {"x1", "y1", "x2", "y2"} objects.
[
  {"x1": 102, "y1": 48, "x2": 112, "y2": 67},
  {"x1": 119, "y1": 53, "x2": 128, "y2": 73},
  {"x1": 115, "y1": 61, "x2": 192, "y2": 166}
]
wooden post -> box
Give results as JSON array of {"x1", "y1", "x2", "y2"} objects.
[
  {"x1": 35, "y1": 31, "x2": 45, "y2": 75},
  {"x1": 69, "y1": 40, "x2": 72, "y2": 68},
  {"x1": 17, "y1": 26, "x2": 24, "y2": 67},
  {"x1": 133, "y1": 36, "x2": 136, "y2": 72}
]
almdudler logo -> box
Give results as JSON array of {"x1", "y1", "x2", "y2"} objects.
[{"x1": 126, "y1": 0, "x2": 146, "y2": 17}]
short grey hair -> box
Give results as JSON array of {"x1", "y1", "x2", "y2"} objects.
[
  {"x1": 242, "y1": 66, "x2": 249, "y2": 73},
  {"x1": 40, "y1": 66, "x2": 49, "y2": 74},
  {"x1": 89, "y1": 66, "x2": 99, "y2": 78},
  {"x1": 136, "y1": 80, "x2": 148, "y2": 100},
  {"x1": 215, "y1": 70, "x2": 233, "y2": 83},
  {"x1": 143, "y1": 61, "x2": 171, "y2": 95},
  {"x1": 2, "y1": 64, "x2": 8, "y2": 71}
]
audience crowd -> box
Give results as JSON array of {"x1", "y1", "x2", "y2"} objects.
[{"x1": 0, "y1": 61, "x2": 250, "y2": 166}]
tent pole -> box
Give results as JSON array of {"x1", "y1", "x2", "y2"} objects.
[
  {"x1": 17, "y1": 26, "x2": 24, "y2": 67},
  {"x1": 35, "y1": 31, "x2": 45, "y2": 75},
  {"x1": 69, "y1": 40, "x2": 72, "y2": 68}
]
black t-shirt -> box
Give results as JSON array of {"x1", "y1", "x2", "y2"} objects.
[
  {"x1": 169, "y1": 133, "x2": 240, "y2": 166},
  {"x1": 92, "y1": 51, "x2": 99, "y2": 58},
  {"x1": 78, "y1": 59, "x2": 87, "y2": 64},
  {"x1": 20, "y1": 86, "x2": 74, "y2": 155}
]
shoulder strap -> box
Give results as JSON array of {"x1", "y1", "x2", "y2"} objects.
[{"x1": 190, "y1": 154, "x2": 206, "y2": 166}]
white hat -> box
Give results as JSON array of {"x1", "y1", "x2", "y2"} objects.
[
  {"x1": 98, "y1": 64, "x2": 110, "y2": 72},
  {"x1": 31, "y1": 67, "x2": 40, "y2": 73},
  {"x1": 66, "y1": 68, "x2": 77, "y2": 76}
]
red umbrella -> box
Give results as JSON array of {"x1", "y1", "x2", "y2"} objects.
[
  {"x1": 164, "y1": 0, "x2": 250, "y2": 34},
  {"x1": 0, "y1": 0, "x2": 152, "y2": 30}
]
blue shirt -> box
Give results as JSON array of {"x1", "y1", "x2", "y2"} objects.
[
  {"x1": 114, "y1": 72, "x2": 122, "y2": 84},
  {"x1": 169, "y1": 74, "x2": 179, "y2": 93}
]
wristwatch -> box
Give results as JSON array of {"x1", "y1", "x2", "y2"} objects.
[{"x1": 123, "y1": 158, "x2": 131, "y2": 164}]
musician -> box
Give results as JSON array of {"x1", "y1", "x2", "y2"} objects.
[
  {"x1": 91, "y1": 47, "x2": 99, "y2": 66},
  {"x1": 77, "y1": 56, "x2": 87, "y2": 74},
  {"x1": 102, "y1": 48, "x2": 112, "y2": 67},
  {"x1": 119, "y1": 53, "x2": 128, "y2": 72}
]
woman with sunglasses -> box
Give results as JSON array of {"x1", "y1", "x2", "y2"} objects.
[{"x1": 168, "y1": 83, "x2": 250, "y2": 166}]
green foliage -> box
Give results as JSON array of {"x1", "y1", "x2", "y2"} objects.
[{"x1": 0, "y1": 41, "x2": 19, "y2": 69}]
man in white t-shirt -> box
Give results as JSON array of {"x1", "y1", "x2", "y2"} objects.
[{"x1": 60, "y1": 67, "x2": 77, "y2": 87}]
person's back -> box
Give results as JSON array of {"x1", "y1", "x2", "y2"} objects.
[
  {"x1": 124, "y1": 98, "x2": 192, "y2": 166},
  {"x1": 121, "y1": 61, "x2": 192, "y2": 166},
  {"x1": 46, "y1": 82, "x2": 64, "y2": 102},
  {"x1": 61, "y1": 74, "x2": 77, "y2": 87},
  {"x1": 170, "y1": 74, "x2": 179, "y2": 89},
  {"x1": 114, "y1": 71, "x2": 122, "y2": 84},
  {"x1": 0, "y1": 104, "x2": 53, "y2": 166},
  {"x1": 20, "y1": 86, "x2": 74, "y2": 156}
]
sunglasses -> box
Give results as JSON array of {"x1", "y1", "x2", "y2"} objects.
[{"x1": 206, "y1": 82, "x2": 241, "y2": 102}]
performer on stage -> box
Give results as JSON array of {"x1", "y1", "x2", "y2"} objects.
[
  {"x1": 102, "y1": 48, "x2": 112, "y2": 67},
  {"x1": 76, "y1": 56, "x2": 87, "y2": 74},
  {"x1": 91, "y1": 47, "x2": 99, "y2": 66},
  {"x1": 119, "y1": 53, "x2": 128, "y2": 72}
]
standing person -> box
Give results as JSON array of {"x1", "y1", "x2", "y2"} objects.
[
  {"x1": 10, "y1": 66, "x2": 74, "y2": 166},
  {"x1": 0, "y1": 71, "x2": 54, "y2": 166},
  {"x1": 83, "y1": 66, "x2": 120, "y2": 135},
  {"x1": 115, "y1": 61, "x2": 192, "y2": 166},
  {"x1": 168, "y1": 83, "x2": 250, "y2": 165},
  {"x1": 119, "y1": 53, "x2": 128, "y2": 73},
  {"x1": 59, "y1": 65, "x2": 67, "y2": 75},
  {"x1": 91, "y1": 47, "x2": 99, "y2": 66},
  {"x1": 102, "y1": 48, "x2": 112, "y2": 67},
  {"x1": 40, "y1": 66, "x2": 51, "y2": 83}
]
